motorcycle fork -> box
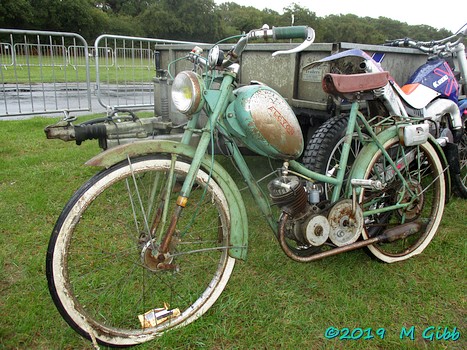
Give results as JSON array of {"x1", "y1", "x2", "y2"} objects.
[{"x1": 155, "y1": 76, "x2": 235, "y2": 256}]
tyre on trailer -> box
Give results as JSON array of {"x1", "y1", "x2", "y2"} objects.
[{"x1": 46, "y1": 155, "x2": 235, "y2": 347}]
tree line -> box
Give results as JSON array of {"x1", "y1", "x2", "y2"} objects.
[{"x1": 0, "y1": 0, "x2": 453, "y2": 44}]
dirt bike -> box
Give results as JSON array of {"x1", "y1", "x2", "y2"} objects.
[
  {"x1": 303, "y1": 24, "x2": 467, "y2": 200},
  {"x1": 46, "y1": 25, "x2": 448, "y2": 347}
]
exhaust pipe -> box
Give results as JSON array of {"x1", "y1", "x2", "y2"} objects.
[{"x1": 278, "y1": 214, "x2": 422, "y2": 262}]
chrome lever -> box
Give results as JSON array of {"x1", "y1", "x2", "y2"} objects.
[{"x1": 272, "y1": 27, "x2": 316, "y2": 57}]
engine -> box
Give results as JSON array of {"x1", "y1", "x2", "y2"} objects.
[
  {"x1": 268, "y1": 173, "x2": 362, "y2": 248},
  {"x1": 268, "y1": 175, "x2": 330, "y2": 246},
  {"x1": 267, "y1": 175, "x2": 308, "y2": 217}
]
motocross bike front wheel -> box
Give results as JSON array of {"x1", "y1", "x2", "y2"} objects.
[
  {"x1": 451, "y1": 115, "x2": 467, "y2": 198},
  {"x1": 359, "y1": 137, "x2": 446, "y2": 263},
  {"x1": 46, "y1": 155, "x2": 235, "y2": 347}
]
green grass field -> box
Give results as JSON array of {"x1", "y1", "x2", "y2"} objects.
[
  {"x1": 1, "y1": 55, "x2": 155, "y2": 85},
  {"x1": 0, "y1": 116, "x2": 465, "y2": 349}
]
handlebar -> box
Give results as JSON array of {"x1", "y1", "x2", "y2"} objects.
[
  {"x1": 272, "y1": 26, "x2": 316, "y2": 56},
  {"x1": 226, "y1": 25, "x2": 315, "y2": 66},
  {"x1": 384, "y1": 25, "x2": 466, "y2": 56},
  {"x1": 246, "y1": 25, "x2": 315, "y2": 57},
  {"x1": 187, "y1": 25, "x2": 316, "y2": 69},
  {"x1": 250, "y1": 25, "x2": 311, "y2": 40}
]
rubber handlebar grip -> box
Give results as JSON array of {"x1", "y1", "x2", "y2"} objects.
[{"x1": 273, "y1": 26, "x2": 309, "y2": 40}]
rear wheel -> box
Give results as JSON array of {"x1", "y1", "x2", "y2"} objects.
[
  {"x1": 46, "y1": 155, "x2": 234, "y2": 347},
  {"x1": 359, "y1": 138, "x2": 446, "y2": 263}
]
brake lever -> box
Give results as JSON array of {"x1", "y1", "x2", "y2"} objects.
[{"x1": 271, "y1": 27, "x2": 316, "y2": 57}]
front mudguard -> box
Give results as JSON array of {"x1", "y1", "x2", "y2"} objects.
[
  {"x1": 347, "y1": 126, "x2": 451, "y2": 201},
  {"x1": 85, "y1": 140, "x2": 248, "y2": 260}
]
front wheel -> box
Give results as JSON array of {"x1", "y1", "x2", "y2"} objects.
[
  {"x1": 359, "y1": 138, "x2": 446, "y2": 263},
  {"x1": 46, "y1": 155, "x2": 235, "y2": 347},
  {"x1": 451, "y1": 116, "x2": 467, "y2": 198}
]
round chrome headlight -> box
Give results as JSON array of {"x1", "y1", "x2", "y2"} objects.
[{"x1": 171, "y1": 71, "x2": 205, "y2": 115}]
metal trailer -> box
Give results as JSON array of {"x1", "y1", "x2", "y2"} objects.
[
  {"x1": 46, "y1": 41, "x2": 448, "y2": 148},
  {"x1": 153, "y1": 41, "x2": 430, "y2": 138}
]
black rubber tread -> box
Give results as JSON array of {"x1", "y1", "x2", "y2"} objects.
[
  {"x1": 452, "y1": 175, "x2": 467, "y2": 198},
  {"x1": 302, "y1": 115, "x2": 350, "y2": 174},
  {"x1": 451, "y1": 126, "x2": 467, "y2": 198}
]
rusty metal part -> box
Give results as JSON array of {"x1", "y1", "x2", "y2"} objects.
[
  {"x1": 278, "y1": 212, "x2": 422, "y2": 262},
  {"x1": 150, "y1": 205, "x2": 163, "y2": 237},
  {"x1": 141, "y1": 243, "x2": 160, "y2": 271},
  {"x1": 398, "y1": 180, "x2": 423, "y2": 220},
  {"x1": 158, "y1": 205, "x2": 183, "y2": 258},
  {"x1": 327, "y1": 199, "x2": 363, "y2": 246},
  {"x1": 141, "y1": 240, "x2": 174, "y2": 272},
  {"x1": 225, "y1": 85, "x2": 304, "y2": 159},
  {"x1": 249, "y1": 88, "x2": 303, "y2": 157},
  {"x1": 377, "y1": 220, "x2": 423, "y2": 243},
  {"x1": 156, "y1": 263, "x2": 179, "y2": 271}
]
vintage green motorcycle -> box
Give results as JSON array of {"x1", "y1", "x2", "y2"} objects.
[{"x1": 46, "y1": 25, "x2": 447, "y2": 347}]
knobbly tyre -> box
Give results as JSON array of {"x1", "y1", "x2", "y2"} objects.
[
  {"x1": 303, "y1": 24, "x2": 467, "y2": 200},
  {"x1": 46, "y1": 25, "x2": 448, "y2": 347}
]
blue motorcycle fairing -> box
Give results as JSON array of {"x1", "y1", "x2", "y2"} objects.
[{"x1": 406, "y1": 58, "x2": 459, "y2": 103}]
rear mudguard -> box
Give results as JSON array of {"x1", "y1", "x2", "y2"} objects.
[
  {"x1": 85, "y1": 140, "x2": 248, "y2": 260},
  {"x1": 347, "y1": 126, "x2": 450, "y2": 200}
]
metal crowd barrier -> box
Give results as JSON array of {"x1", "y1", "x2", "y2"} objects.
[
  {"x1": 93, "y1": 34, "x2": 207, "y2": 112},
  {"x1": 0, "y1": 28, "x2": 207, "y2": 119},
  {"x1": 0, "y1": 29, "x2": 91, "y2": 118}
]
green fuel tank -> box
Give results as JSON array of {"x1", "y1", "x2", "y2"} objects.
[{"x1": 224, "y1": 85, "x2": 304, "y2": 159}]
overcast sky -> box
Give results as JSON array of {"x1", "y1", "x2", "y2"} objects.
[{"x1": 214, "y1": 0, "x2": 466, "y2": 33}]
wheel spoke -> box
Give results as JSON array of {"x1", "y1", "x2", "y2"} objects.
[
  {"x1": 47, "y1": 156, "x2": 235, "y2": 346},
  {"x1": 360, "y1": 138, "x2": 445, "y2": 262}
]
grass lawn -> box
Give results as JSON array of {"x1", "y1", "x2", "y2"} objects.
[
  {"x1": 1, "y1": 55, "x2": 155, "y2": 85},
  {"x1": 0, "y1": 116, "x2": 465, "y2": 349}
]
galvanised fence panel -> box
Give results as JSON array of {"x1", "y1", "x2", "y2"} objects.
[
  {"x1": 93, "y1": 34, "x2": 208, "y2": 112},
  {"x1": 0, "y1": 29, "x2": 91, "y2": 118}
]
